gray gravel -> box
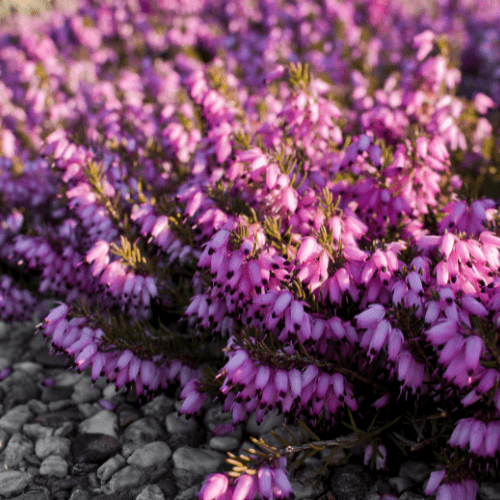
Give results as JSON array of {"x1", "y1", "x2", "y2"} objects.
[{"x1": 1, "y1": 318, "x2": 498, "y2": 500}]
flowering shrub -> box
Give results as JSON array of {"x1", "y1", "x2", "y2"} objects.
[{"x1": 1, "y1": 0, "x2": 500, "y2": 499}]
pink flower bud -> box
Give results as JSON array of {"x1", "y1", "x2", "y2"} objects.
[
  {"x1": 436, "y1": 483, "x2": 453, "y2": 500},
  {"x1": 247, "y1": 260, "x2": 261, "y2": 287},
  {"x1": 369, "y1": 319, "x2": 391, "y2": 353},
  {"x1": 356, "y1": 304, "x2": 386, "y2": 329},
  {"x1": 469, "y1": 419, "x2": 486, "y2": 454},
  {"x1": 387, "y1": 328, "x2": 404, "y2": 362},
  {"x1": 328, "y1": 317, "x2": 345, "y2": 340},
  {"x1": 312, "y1": 319, "x2": 325, "y2": 341},
  {"x1": 474, "y1": 93, "x2": 496, "y2": 114},
  {"x1": 332, "y1": 372, "x2": 344, "y2": 398},
  {"x1": 44, "y1": 303, "x2": 69, "y2": 324},
  {"x1": 289, "y1": 369, "x2": 302, "y2": 399},
  {"x1": 464, "y1": 336, "x2": 484, "y2": 371},
  {"x1": 273, "y1": 291, "x2": 293, "y2": 317},
  {"x1": 425, "y1": 301, "x2": 441, "y2": 324},
  {"x1": 302, "y1": 364, "x2": 318, "y2": 387},
  {"x1": 290, "y1": 301, "x2": 304, "y2": 325},
  {"x1": 233, "y1": 474, "x2": 258, "y2": 500},
  {"x1": 373, "y1": 394, "x2": 391, "y2": 409},
  {"x1": 485, "y1": 422, "x2": 500, "y2": 457},
  {"x1": 315, "y1": 372, "x2": 331, "y2": 399},
  {"x1": 211, "y1": 229, "x2": 230, "y2": 250},
  {"x1": 275, "y1": 370, "x2": 289, "y2": 398},
  {"x1": 425, "y1": 320, "x2": 457, "y2": 345},
  {"x1": 75, "y1": 343, "x2": 97, "y2": 370},
  {"x1": 257, "y1": 467, "x2": 272, "y2": 499},
  {"x1": 255, "y1": 366, "x2": 271, "y2": 392},
  {"x1": 424, "y1": 469, "x2": 446, "y2": 495},
  {"x1": 271, "y1": 468, "x2": 294, "y2": 498},
  {"x1": 440, "y1": 233, "x2": 455, "y2": 259},
  {"x1": 197, "y1": 473, "x2": 229, "y2": 500}
]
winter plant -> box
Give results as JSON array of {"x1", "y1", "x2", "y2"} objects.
[{"x1": 1, "y1": 0, "x2": 500, "y2": 499}]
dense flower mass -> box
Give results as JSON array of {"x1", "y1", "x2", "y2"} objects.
[{"x1": 1, "y1": 0, "x2": 500, "y2": 498}]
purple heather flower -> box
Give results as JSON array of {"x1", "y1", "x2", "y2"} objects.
[{"x1": 198, "y1": 473, "x2": 230, "y2": 500}]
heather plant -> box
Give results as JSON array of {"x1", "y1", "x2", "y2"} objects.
[{"x1": 1, "y1": 1, "x2": 500, "y2": 500}]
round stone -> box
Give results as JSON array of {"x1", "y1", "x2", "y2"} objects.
[
  {"x1": 35, "y1": 436, "x2": 71, "y2": 459},
  {"x1": 102, "y1": 465, "x2": 146, "y2": 494},
  {"x1": 142, "y1": 395, "x2": 174, "y2": 421},
  {"x1": 0, "y1": 405, "x2": 33, "y2": 434},
  {"x1": 72, "y1": 376, "x2": 102, "y2": 404},
  {"x1": 3, "y1": 432, "x2": 34, "y2": 468},
  {"x1": 172, "y1": 446, "x2": 224, "y2": 475},
  {"x1": 72, "y1": 433, "x2": 121, "y2": 464},
  {"x1": 39, "y1": 455, "x2": 68, "y2": 478},
  {"x1": 399, "y1": 461, "x2": 431, "y2": 484},
  {"x1": 78, "y1": 410, "x2": 118, "y2": 438},
  {"x1": 127, "y1": 441, "x2": 172, "y2": 469},
  {"x1": 97, "y1": 454, "x2": 127, "y2": 483},
  {"x1": 135, "y1": 484, "x2": 166, "y2": 500},
  {"x1": 23, "y1": 424, "x2": 54, "y2": 439},
  {"x1": 0, "y1": 470, "x2": 33, "y2": 497},
  {"x1": 208, "y1": 436, "x2": 240, "y2": 451},
  {"x1": 123, "y1": 417, "x2": 166, "y2": 445},
  {"x1": 165, "y1": 412, "x2": 198, "y2": 434},
  {"x1": 330, "y1": 464, "x2": 371, "y2": 500}
]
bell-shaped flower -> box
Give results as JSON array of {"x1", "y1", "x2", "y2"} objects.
[{"x1": 197, "y1": 473, "x2": 229, "y2": 500}]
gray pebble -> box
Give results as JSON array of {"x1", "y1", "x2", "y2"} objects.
[
  {"x1": 142, "y1": 395, "x2": 174, "y2": 421},
  {"x1": 127, "y1": 441, "x2": 172, "y2": 469},
  {"x1": 172, "y1": 446, "x2": 224, "y2": 476},
  {"x1": 72, "y1": 376, "x2": 102, "y2": 404},
  {"x1": 480, "y1": 482, "x2": 500, "y2": 500},
  {"x1": 77, "y1": 402, "x2": 101, "y2": 419},
  {"x1": 204, "y1": 406, "x2": 233, "y2": 433},
  {"x1": 0, "y1": 370, "x2": 40, "y2": 408},
  {"x1": 123, "y1": 417, "x2": 166, "y2": 444},
  {"x1": 208, "y1": 435, "x2": 240, "y2": 451},
  {"x1": 165, "y1": 412, "x2": 198, "y2": 434},
  {"x1": 35, "y1": 435, "x2": 71, "y2": 459},
  {"x1": 4, "y1": 433, "x2": 34, "y2": 467},
  {"x1": 330, "y1": 464, "x2": 370, "y2": 500},
  {"x1": 135, "y1": 484, "x2": 166, "y2": 500},
  {"x1": 47, "y1": 400, "x2": 75, "y2": 412},
  {"x1": 72, "y1": 433, "x2": 121, "y2": 464},
  {"x1": 78, "y1": 410, "x2": 118, "y2": 438},
  {"x1": 290, "y1": 461, "x2": 326, "y2": 499},
  {"x1": 39, "y1": 455, "x2": 68, "y2": 478},
  {"x1": 0, "y1": 428, "x2": 9, "y2": 452},
  {"x1": 54, "y1": 421, "x2": 75, "y2": 437},
  {"x1": 69, "y1": 486, "x2": 92, "y2": 500},
  {"x1": 399, "y1": 461, "x2": 430, "y2": 484},
  {"x1": 0, "y1": 405, "x2": 33, "y2": 434},
  {"x1": 173, "y1": 484, "x2": 200, "y2": 500},
  {"x1": 102, "y1": 383, "x2": 119, "y2": 400},
  {"x1": 12, "y1": 361, "x2": 43, "y2": 375},
  {"x1": 24, "y1": 423, "x2": 54, "y2": 440},
  {"x1": 97, "y1": 454, "x2": 127, "y2": 483},
  {"x1": 102, "y1": 465, "x2": 146, "y2": 494},
  {"x1": 0, "y1": 470, "x2": 33, "y2": 497},
  {"x1": 122, "y1": 441, "x2": 144, "y2": 459},
  {"x1": 27, "y1": 399, "x2": 49, "y2": 415},
  {"x1": 389, "y1": 476, "x2": 413, "y2": 494}
]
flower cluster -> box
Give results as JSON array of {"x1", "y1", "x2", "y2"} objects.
[{"x1": 0, "y1": 0, "x2": 500, "y2": 499}]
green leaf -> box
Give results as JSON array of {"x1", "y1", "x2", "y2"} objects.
[{"x1": 297, "y1": 420, "x2": 321, "y2": 442}]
